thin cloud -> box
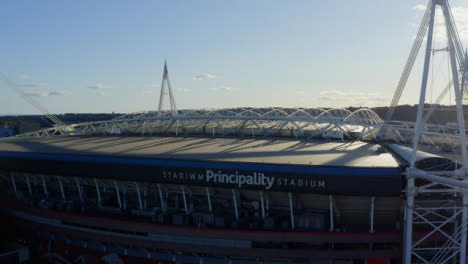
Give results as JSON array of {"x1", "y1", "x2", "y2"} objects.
[
  {"x1": 19, "y1": 74, "x2": 30, "y2": 80},
  {"x1": 412, "y1": 4, "x2": 426, "y2": 11},
  {"x1": 142, "y1": 90, "x2": 155, "y2": 94},
  {"x1": 144, "y1": 83, "x2": 160, "y2": 88},
  {"x1": 48, "y1": 90, "x2": 71, "y2": 96},
  {"x1": 320, "y1": 90, "x2": 347, "y2": 96},
  {"x1": 22, "y1": 82, "x2": 48, "y2": 87},
  {"x1": 88, "y1": 83, "x2": 111, "y2": 90},
  {"x1": 176, "y1": 88, "x2": 191, "y2": 92},
  {"x1": 95, "y1": 91, "x2": 105, "y2": 96},
  {"x1": 208, "y1": 86, "x2": 232, "y2": 92},
  {"x1": 23, "y1": 91, "x2": 46, "y2": 97},
  {"x1": 22, "y1": 90, "x2": 71, "y2": 97},
  {"x1": 295, "y1": 91, "x2": 305, "y2": 95},
  {"x1": 317, "y1": 90, "x2": 390, "y2": 107},
  {"x1": 193, "y1": 73, "x2": 216, "y2": 80}
]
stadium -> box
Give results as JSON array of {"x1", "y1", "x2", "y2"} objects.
[
  {"x1": 1, "y1": 0, "x2": 468, "y2": 263},
  {"x1": 0, "y1": 106, "x2": 460, "y2": 264}
]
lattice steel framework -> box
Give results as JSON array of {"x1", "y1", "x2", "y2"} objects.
[
  {"x1": 6, "y1": 106, "x2": 468, "y2": 150},
  {"x1": 402, "y1": 0, "x2": 468, "y2": 263}
]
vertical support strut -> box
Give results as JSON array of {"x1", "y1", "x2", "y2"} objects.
[
  {"x1": 181, "y1": 185, "x2": 189, "y2": 215},
  {"x1": 135, "y1": 182, "x2": 143, "y2": 210},
  {"x1": 95, "y1": 178, "x2": 101, "y2": 208},
  {"x1": 41, "y1": 175, "x2": 48, "y2": 197},
  {"x1": 410, "y1": 0, "x2": 437, "y2": 167},
  {"x1": 404, "y1": 172, "x2": 415, "y2": 264},
  {"x1": 57, "y1": 176, "x2": 66, "y2": 202},
  {"x1": 158, "y1": 184, "x2": 166, "y2": 213},
  {"x1": 114, "y1": 180, "x2": 122, "y2": 209},
  {"x1": 329, "y1": 195, "x2": 334, "y2": 232},
  {"x1": 288, "y1": 192, "x2": 295, "y2": 229},
  {"x1": 370, "y1": 196, "x2": 375, "y2": 233},
  {"x1": 205, "y1": 187, "x2": 212, "y2": 212},
  {"x1": 232, "y1": 189, "x2": 239, "y2": 221},
  {"x1": 9, "y1": 172, "x2": 17, "y2": 196},
  {"x1": 75, "y1": 178, "x2": 83, "y2": 203},
  {"x1": 25, "y1": 175, "x2": 32, "y2": 196},
  {"x1": 441, "y1": 2, "x2": 468, "y2": 166}
]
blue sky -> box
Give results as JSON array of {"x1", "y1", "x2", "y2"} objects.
[{"x1": 1, "y1": 0, "x2": 468, "y2": 114}]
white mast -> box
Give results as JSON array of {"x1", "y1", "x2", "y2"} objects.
[{"x1": 157, "y1": 60, "x2": 178, "y2": 116}]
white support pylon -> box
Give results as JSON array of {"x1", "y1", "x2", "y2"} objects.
[
  {"x1": 157, "y1": 61, "x2": 178, "y2": 116},
  {"x1": 402, "y1": 0, "x2": 468, "y2": 263}
]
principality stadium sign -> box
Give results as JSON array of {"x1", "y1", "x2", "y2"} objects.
[
  {"x1": 0, "y1": 152, "x2": 402, "y2": 195},
  {"x1": 161, "y1": 169, "x2": 326, "y2": 191}
]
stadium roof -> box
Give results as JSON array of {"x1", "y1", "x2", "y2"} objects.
[
  {"x1": 0, "y1": 136, "x2": 399, "y2": 168},
  {"x1": 0, "y1": 136, "x2": 403, "y2": 195}
]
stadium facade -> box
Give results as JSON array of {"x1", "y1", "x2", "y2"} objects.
[{"x1": 0, "y1": 133, "x2": 455, "y2": 264}]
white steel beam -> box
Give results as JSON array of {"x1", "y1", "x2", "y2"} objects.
[
  {"x1": 442, "y1": 2, "x2": 468, "y2": 166},
  {"x1": 158, "y1": 184, "x2": 166, "y2": 213},
  {"x1": 404, "y1": 173, "x2": 415, "y2": 264},
  {"x1": 41, "y1": 175, "x2": 48, "y2": 197},
  {"x1": 329, "y1": 195, "x2": 334, "y2": 232},
  {"x1": 95, "y1": 178, "x2": 101, "y2": 208},
  {"x1": 181, "y1": 185, "x2": 189, "y2": 215},
  {"x1": 114, "y1": 180, "x2": 122, "y2": 209},
  {"x1": 288, "y1": 192, "x2": 295, "y2": 229},
  {"x1": 370, "y1": 196, "x2": 375, "y2": 233},
  {"x1": 135, "y1": 182, "x2": 143, "y2": 210},
  {"x1": 232, "y1": 189, "x2": 239, "y2": 221},
  {"x1": 57, "y1": 176, "x2": 66, "y2": 202},
  {"x1": 75, "y1": 177, "x2": 83, "y2": 203},
  {"x1": 10, "y1": 172, "x2": 17, "y2": 196},
  {"x1": 25, "y1": 175, "x2": 32, "y2": 196},
  {"x1": 205, "y1": 187, "x2": 212, "y2": 212},
  {"x1": 410, "y1": 0, "x2": 436, "y2": 168}
]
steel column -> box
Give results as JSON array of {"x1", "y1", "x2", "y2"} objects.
[
  {"x1": 288, "y1": 192, "x2": 295, "y2": 229},
  {"x1": 95, "y1": 178, "x2": 101, "y2": 208},
  {"x1": 158, "y1": 184, "x2": 166, "y2": 213},
  {"x1": 10, "y1": 172, "x2": 17, "y2": 196},
  {"x1": 135, "y1": 182, "x2": 143, "y2": 210},
  {"x1": 205, "y1": 187, "x2": 212, "y2": 212},
  {"x1": 57, "y1": 176, "x2": 66, "y2": 201},
  {"x1": 410, "y1": 0, "x2": 436, "y2": 167},
  {"x1": 114, "y1": 180, "x2": 122, "y2": 209},
  {"x1": 404, "y1": 173, "x2": 415, "y2": 264},
  {"x1": 75, "y1": 178, "x2": 83, "y2": 203},
  {"x1": 370, "y1": 196, "x2": 375, "y2": 233},
  {"x1": 25, "y1": 175, "x2": 32, "y2": 196},
  {"x1": 41, "y1": 175, "x2": 48, "y2": 197},
  {"x1": 232, "y1": 189, "x2": 239, "y2": 221},
  {"x1": 260, "y1": 190, "x2": 266, "y2": 220},
  {"x1": 329, "y1": 195, "x2": 334, "y2": 232},
  {"x1": 181, "y1": 185, "x2": 189, "y2": 215},
  {"x1": 441, "y1": 2, "x2": 468, "y2": 166}
]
